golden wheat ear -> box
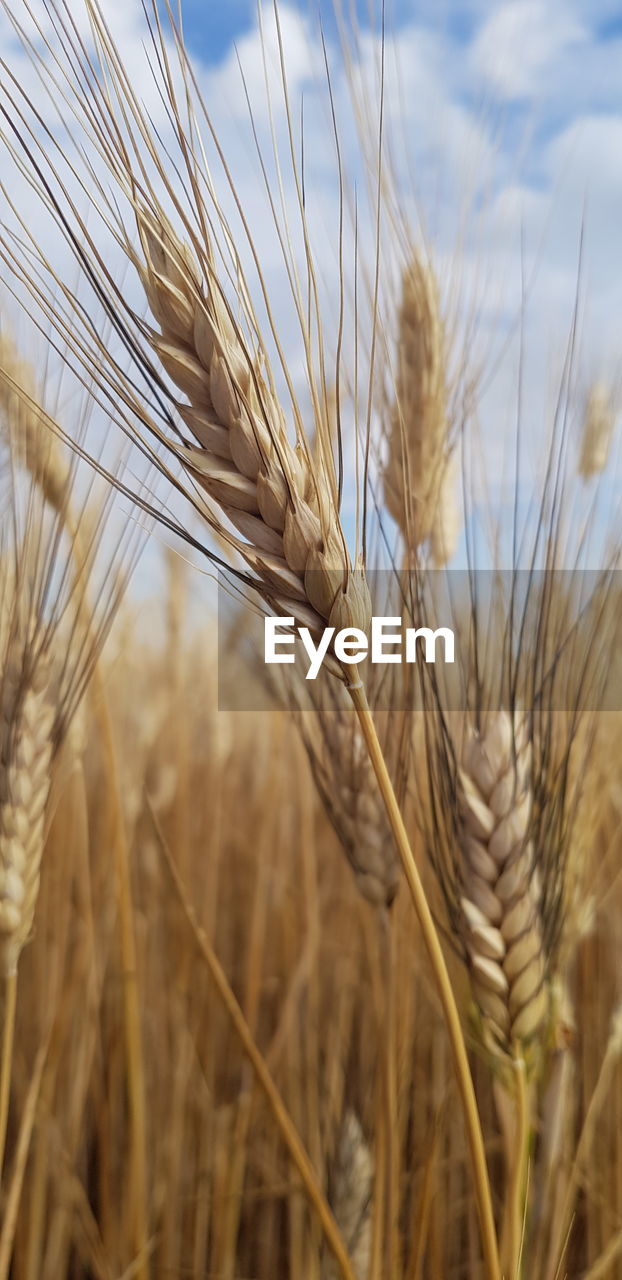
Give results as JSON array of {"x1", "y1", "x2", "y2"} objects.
[
  {"x1": 457, "y1": 711, "x2": 548, "y2": 1061},
  {"x1": 383, "y1": 254, "x2": 451, "y2": 553},
  {"x1": 0, "y1": 333, "x2": 70, "y2": 517},
  {"x1": 579, "y1": 383, "x2": 616, "y2": 478},
  {"x1": 323, "y1": 1111, "x2": 373, "y2": 1280},
  {"x1": 293, "y1": 693, "x2": 400, "y2": 908},
  {"x1": 0, "y1": 641, "x2": 54, "y2": 980},
  {"x1": 132, "y1": 206, "x2": 371, "y2": 664}
]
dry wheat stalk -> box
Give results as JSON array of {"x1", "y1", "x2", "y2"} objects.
[
  {"x1": 0, "y1": 636, "x2": 54, "y2": 978},
  {"x1": 384, "y1": 254, "x2": 449, "y2": 551},
  {"x1": 457, "y1": 710, "x2": 549, "y2": 1060},
  {"x1": 579, "y1": 384, "x2": 616, "y2": 479}
]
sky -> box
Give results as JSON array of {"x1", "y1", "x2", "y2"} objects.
[
  {"x1": 0, "y1": 0, "x2": 620, "y2": 575},
  {"x1": 177, "y1": 0, "x2": 622, "y2": 555}
]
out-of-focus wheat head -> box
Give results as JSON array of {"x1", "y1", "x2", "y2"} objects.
[
  {"x1": 323, "y1": 1111, "x2": 373, "y2": 1280},
  {"x1": 0, "y1": 333, "x2": 139, "y2": 973},
  {"x1": 0, "y1": 333, "x2": 70, "y2": 515},
  {"x1": 295, "y1": 694, "x2": 400, "y2": 907},
  {"x1": 0, "y1": 630, "x2": 54, "y2": 977},
  {"x1": 579, "y1": 383, "x2": 616, "y2": 478},
  {"x1": 430, "y1": 452, "x2": 461, "y2": 568},
  {"x1": 384, "y1": 254, "x2": 452, "y2": 556},
  {"x1": 457, "y1": 710, "x2": 548, "y2": 1064}
]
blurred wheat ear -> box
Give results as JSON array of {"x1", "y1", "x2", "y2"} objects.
[
  {"x1": 0, "y1": 334, "x2": 142, "y2": 1248},
  {"x1": 384, "y1": 253, "x2": 458, "y2": 563},
  {"x1": 579, "y1": 383, "x2": 616, "y2": 479}
]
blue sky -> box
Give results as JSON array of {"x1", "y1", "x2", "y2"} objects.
[{"x1": 0, "y1": 0, "x2": 620, "y2": 572}]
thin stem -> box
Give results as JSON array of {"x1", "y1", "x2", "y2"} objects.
[
  {"x1": 547, "y1": 1021, "x2": 622, "y2": 1280},
  {"x1": 348, "y1": 682, "x2": 501, "y2": 1280},
  {"x1": 92, "y1": 678, "x2": 148, "y2": 1280},
  {"x1": 501, "y1": 1056, "x2": 530, "y2": 1279},
  {"x1": 70, "y1": 520, "x2": 148, "y2": 1280},
  {"x1": 380, "y1": 906, "x2": 400, "y2": 1279},
  {"x1": 0, "y1": 972, "x2": 17, "y2": 1184}
]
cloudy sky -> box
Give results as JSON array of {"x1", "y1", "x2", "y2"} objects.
[{"x1": 0, "y1": 0, "x2": 620, "y2": 569}]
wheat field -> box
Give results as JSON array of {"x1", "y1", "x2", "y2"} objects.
[{"x1": 0, "y1": 2, "x2": 621, "y2": 1277}]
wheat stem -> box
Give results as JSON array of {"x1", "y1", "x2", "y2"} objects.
[
  {"x1": 0, "y1": 972, "x2": 16, "y2": 1184},
  {"x1": 96, "y1": 685, "x2": 148, "y2": 1280},
  {"x1": 500, "y1": 1056, "x2": 530, "y2": 1279},
  {"x1": 348, "y1": 682, "x2": 501, "y2": 1280},
  {"x1": 547, "y1": 1009, "x2": 622, "y2": 1280}
]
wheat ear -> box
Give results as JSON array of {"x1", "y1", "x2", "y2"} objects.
[
  {"x1": 0, "y1": 636, "x2": 54, "y2": 1179},
  {"x1": 579, "y1": 383, "x2": 616, "y2": 479},
  {"x1": 323, "y1": 1111, "x2": 373, "y2": 1280},
  {"x1": 288, "y1": 686, "x2": 399, "y2": 908},
  {"x1": 134, "y1": 210, "x2": 370, "y2": 653},
  {"x1": 457, "y1": 711, "x2": 548, "y2": 1059},
  {"x1": 349, "y1": 684, "x2": 501, "y2": 1278},
  {"x1": 384, "y1": 254, "x2": 449, "y2": 552},
  {"x1": 430, "y1": 453, "x2": 461, "y2": 568},
  {"x1": 0, "y1": 643, "x2": 54, "y2": 979},
  {"x1": 0, "y1": 334, "x2": 70, "y2": 515},
  {"x1": 458, "y1": 710, "x2": 548, "y2": 1277}
]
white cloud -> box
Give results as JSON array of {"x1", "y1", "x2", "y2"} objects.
[{"x1": 469, "y1": 1, "x2": 586, "y2": 99}]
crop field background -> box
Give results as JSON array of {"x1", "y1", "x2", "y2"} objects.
[{"x1": 0, "y1": 2, "x2": 620, "y2": 1278}]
